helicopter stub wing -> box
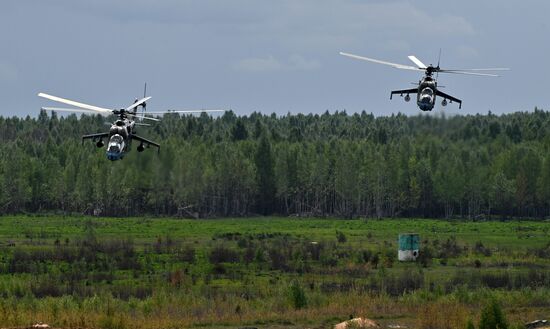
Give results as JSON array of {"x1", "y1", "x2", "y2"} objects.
[
  {"x1": 82, "y1": 132, "x2": 109, "y2": 145},
  {"x1": 390, "y1": 88, "x2": 418, "y2": 99},
  {"x1": 83, "y1": 132, "x2": 109, "y2": 140},
  {"x1": 131, "y1": 134, "x2": 160, "y2": 153},
  {"x1": 435, "y1": 90, "x2": 462, "y2": 109}
]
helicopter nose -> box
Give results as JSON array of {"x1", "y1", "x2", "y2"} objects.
[
  {"x1": 106, "y1": 151, "x2": 122, "y2": 161},
  {"x1": 419, "y1": 103, "x2": 433, "y2": 111}
]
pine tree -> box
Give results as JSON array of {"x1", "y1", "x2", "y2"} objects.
[
  {"x1": 231, "y1": 119, "x2": 248, "y2": 141},
  {"x1": 254, "y1": 133, "x2": 276, "y2": 215}
]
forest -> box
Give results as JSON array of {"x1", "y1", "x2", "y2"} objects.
[{"x1": 0, "y1": 108, "x2": 549, "y2": 218}]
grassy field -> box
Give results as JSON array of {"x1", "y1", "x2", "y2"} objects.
[{"x1": 0, "y1": 216, "x2": 549, "y2": 329}]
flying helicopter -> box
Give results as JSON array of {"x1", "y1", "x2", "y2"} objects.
[
  {"x1": 38, "y1": 87, "x2": 224, "y2": 161},
  {"x1": 340, "y1": 51, "x2": 509, "y2": 111}
]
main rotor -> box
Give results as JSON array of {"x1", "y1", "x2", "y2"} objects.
[
  {"x1": 339, "y1": 52, "x2": 509, "y2": 78},
  {"x1": 38, "y1": 90, "x2": 225, "y2": 123}
]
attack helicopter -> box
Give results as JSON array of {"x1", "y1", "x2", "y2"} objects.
[
  {"x1": 38, "y1": 88, "x2": 223, "y2": 161},
  {"x1": 340, "y1": 51, "x2": 509, "y2": 111}
]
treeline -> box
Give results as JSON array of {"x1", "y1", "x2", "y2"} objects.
[{"x1": 0, "y1": 108, "x2": 550, "y2": 218}]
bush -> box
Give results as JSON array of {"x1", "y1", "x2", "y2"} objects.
[
  {"x1": 209, "y1": 245, "x2": 240, "y2": 263},
  {"x1": 418, "y1": 246, "x2": 433, "y2": 268},
  {"x1": 475, "y1": 241, "x2": 492, "y2": 256},
  {"x1": 479, "y1": 299, "x2": 508, "y2": 329},
  {"x1": 289, "y1": 281, "x2": 307, "y2": 309},
  {"x1": 176, "y1": 246, "x2": 196, "y2": 263},
  {"x1": 336, "y1": 230, "x2": 347, "y2": 243}
]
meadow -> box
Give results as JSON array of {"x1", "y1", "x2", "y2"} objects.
[{"x1": 0, "y1": 216, "x2": 549, "y2": 329}]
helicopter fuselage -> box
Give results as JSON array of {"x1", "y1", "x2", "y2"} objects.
[
  {"x1": 339, "y1": 52, "x2": 491, "y2": 112},
  {"x1": 39, "y1": 91, "x2": 164, "y2": 161},
  {"x1": 389, "y1": 68, "x2": 462, "y2": 111},
  {"x1": 416, "y1": 76, "x2": 437, "y2": 111},
  {"x1": 106, "y1": 117, "x2": 135, "y2": 161}
]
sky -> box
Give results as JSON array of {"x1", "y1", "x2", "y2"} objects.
[{"x1": 1, "y1": 0, "x2": 549, "y2": 117}]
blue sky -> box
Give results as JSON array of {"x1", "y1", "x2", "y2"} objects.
[{"x1": 1, "y1": 1, "x2": 548, "y2": 116}]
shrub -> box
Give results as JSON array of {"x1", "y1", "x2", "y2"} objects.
[
  {"x1": 289, "y1": 281, "x2": 307, "y2": 309},
  {"x1": 475, "y1": 241, "x2": 492, "y2": 256},
  {"x1": 176, "y1": 246, "x2": 196, "y2": 263},
  {"x1": 418, "y1": 245, "x2": 433, "y2": 268},
  {"x1": 209, "y1": 245, "x2": 240, "y2": 263},
  {"x1": 268, "y1": 247, "x2": 289, "y2": 271},
  {"x1": 479, "y1": 299, "x2": 508, "y2": 329},
  {"x1": 336, "y1": 230, "x2": 347, "y2": 243}
]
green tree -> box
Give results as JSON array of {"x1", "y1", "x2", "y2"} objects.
[
  {"x1": 254, "y1": 133, "x2": 276, "y2": 214},
  {"x1": 231, "y1": 119, "x2": 248, "y2": 141}
]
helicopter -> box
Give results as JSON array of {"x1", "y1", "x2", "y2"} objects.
[
  {"x1": 340, "y1": 51, "x2": 509, "y2": 111},
  {"x1": 38, "y1": 87, "x2": 224, "y2": 161}
]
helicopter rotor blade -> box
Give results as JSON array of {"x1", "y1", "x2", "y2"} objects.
[
  {"x1": 127, "y1": 113, "x2": 160, "y2": 122},
  {"x1": 145, "y1": 109, "x2": 225, "y2": 114},
  {"x1": 38, "y1": 93, "x2": 113, "y2": 114},
  {"x1": 339, "y1": 52, "x2": 423, "y2": 71},
  {"x1": 408, "y1": 55, "x2": 427, "y2": 69},
  {"x1": 443, "y1": 68, "x2": 510, "y2": 71},
  {"x1": 41, "y1": 107, "x2": 109, "y2": 115},
  {"x1": 438, "y1": 70, "x2": 501, "y2": 77},
  {"x1": 126, "y1": 96, "x2": 151, "y2": 112}
]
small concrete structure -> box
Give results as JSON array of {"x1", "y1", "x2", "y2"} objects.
[{"x1": 398, "y1": 233, "x2": 420, "y2": 261}]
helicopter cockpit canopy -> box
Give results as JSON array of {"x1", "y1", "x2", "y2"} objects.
[
  {"x1": 420, "y1": 87, "x2": 434, "y2": 103},
  {"x1": 107, "y1": 134, "x2": 124, "y2": 153},
  {"x1": 421, "y1": 87, "x2": 433, "y2": 96}
]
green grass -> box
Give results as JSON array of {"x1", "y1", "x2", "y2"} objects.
[
  {"x1": 0, "y1": 215, "x2": 549, "y2": 329},
  {"x1": 1, "y1": 216, "x2": 548, "y2": 246}
]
